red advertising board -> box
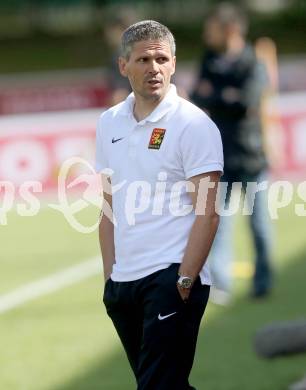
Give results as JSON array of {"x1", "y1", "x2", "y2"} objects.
[
  {"x1": 0, "y1": 109, "x2": 99, "y2": 191},
  {"x1": 0, "y1": 92, "x2": 305, "y2": 194},
  {"x1": 0, "y1": 85, "x2": 110, "y2": 115},
  {"x1": 265, "y1": 92, "x2": 306, "y2": 179}
]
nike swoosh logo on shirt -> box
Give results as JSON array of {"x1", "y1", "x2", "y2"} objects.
[
  {"x1": 158, "y1": 312, "x2": 177, "y2": 320},
  {"x1": 112, "y1": 137, "x2": 124, "y2": 143}
]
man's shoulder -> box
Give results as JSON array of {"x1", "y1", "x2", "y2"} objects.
[
  {"x1": 174, "y1": 96, "x2": 221, "y2": 142},
  {"x1": 98, "y1": 100, "x2": 127, "y2": 124},
  {"x1": 176, "y1": 96, "x2": 211, "y2": 125}
]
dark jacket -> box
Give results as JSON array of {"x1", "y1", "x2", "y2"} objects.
[{"x1": 191, "y1": 44, "x2": 268, "y2": 178}]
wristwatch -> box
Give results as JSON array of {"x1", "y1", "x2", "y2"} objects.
[{"x1": 177, "y1": 275, "x2": 193, "y2": 289}]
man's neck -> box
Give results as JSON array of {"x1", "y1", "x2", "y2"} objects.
[{"x1": 133, "y1": 96, "x2": 162, "y2": 122}]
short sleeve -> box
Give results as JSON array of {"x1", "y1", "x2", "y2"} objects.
[
  {"x1": 95, "y1": 114, "x2": 109, "y2": 173},
  {"x1": 180, "y1": 113, "x2": 224, "y2": 179}
]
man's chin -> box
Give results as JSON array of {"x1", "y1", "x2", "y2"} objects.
[
  {"x1": 150, "y1": 91, "x2": 163, "y2": 100},
  {"x1": 147, "y1": 86, "x2": 165, "y2": 101}
]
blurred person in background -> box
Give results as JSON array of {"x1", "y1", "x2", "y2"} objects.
[
  {"x1": 255, "y1": 36, "x2": 281, "y2": 168},
  {"x1": 103, "y1": 12, "x2": 134, "y2": 105},
  {"x1": 191, "y1": 2, "x2": 273, "y2": 303}
]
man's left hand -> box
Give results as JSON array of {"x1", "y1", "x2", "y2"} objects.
[{"x1": 177, "y1": 285, "x2": 191, "y2": 303}]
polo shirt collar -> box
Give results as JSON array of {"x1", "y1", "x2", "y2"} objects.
[{"x1": 119, "y1": 84, "x2": 179, "y2": 124}]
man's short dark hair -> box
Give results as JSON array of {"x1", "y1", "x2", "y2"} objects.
[{"x1": 120, "y1": 20, "x2": 176, "y2": 59}]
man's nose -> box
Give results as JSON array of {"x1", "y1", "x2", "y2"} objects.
[{"x1": 148, "y1": 60, "x2": 159, "y2": 74}]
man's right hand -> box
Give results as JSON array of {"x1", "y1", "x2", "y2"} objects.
[{"x1": 104, "y1": 276, "x2": 110, "y2": 283}]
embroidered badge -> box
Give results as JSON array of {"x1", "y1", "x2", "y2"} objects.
[{"x1": 148, "y1": 128, "x2": 166, "y2": 150}]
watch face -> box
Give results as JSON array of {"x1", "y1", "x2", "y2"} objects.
[{"x1": 180, "y1": 277, "x2": 193, "y2": 289}]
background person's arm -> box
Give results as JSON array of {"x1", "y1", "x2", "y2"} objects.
[
  {"x1": 99, "y1": 174, "x2": 115, "y2": 282},
  {"x1": 191, "y1": 50, "x2": 267, "y2": 120},
  {"x1": 178, "y1": 171, "x2": 221, "y2": 300}
]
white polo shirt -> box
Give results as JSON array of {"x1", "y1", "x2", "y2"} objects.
[{"x1": 96, "y1": 84, "x2": 223, "y2": 285}]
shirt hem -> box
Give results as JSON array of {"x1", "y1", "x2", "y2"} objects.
[{"x1": 111, "y1": 261, "x2": 211, "y2": 285}]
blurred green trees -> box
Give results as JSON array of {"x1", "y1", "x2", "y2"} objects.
[{"x1": 0, "y1": 0, "x2": 305, "y2": 73}]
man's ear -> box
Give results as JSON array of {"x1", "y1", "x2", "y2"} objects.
[
  {"x1": 118, "y1": 57, "x2": 128, "y2": 77},
  {"x1": 171, "y1": 56, "x2": 176, "y2": 76}
]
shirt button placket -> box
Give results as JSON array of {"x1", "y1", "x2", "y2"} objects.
[{"x1": 128, "y1": 124, "x2": 142, "y2": 159}]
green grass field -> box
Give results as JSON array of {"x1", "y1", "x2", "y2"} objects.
[{"x1": 1, "y1": 198, "x2": 306, "y2": 390}]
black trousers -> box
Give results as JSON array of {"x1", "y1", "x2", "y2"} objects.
[{"x1": 103, "y1": 263, "x2": 210, "y2": 390}]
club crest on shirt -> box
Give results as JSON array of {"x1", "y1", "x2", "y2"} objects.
[{"x1": 148, "y1": 128, "x2": 166, "y2": 150}]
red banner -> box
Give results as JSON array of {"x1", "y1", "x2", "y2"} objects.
[
  {"x1": 265, "y1": 92, "x2": 306, "y2": 178},
  {"x1": 0, "y1": 109, "x2": 99, "y2": 190},
  {"x1": 0, "y1": 92, "x2": 305, "y2": 193},
  {"x1": 0, "y1": 83, "x2": 110, "y2": 115}
]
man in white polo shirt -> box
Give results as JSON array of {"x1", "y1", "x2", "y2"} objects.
[{"x1": 96, "y1": 20, "x2": 223, "y2": 390}]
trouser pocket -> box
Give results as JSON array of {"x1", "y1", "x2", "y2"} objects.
[{"x1": 102, "y1": 278, "x2": 113, "y2": 305}]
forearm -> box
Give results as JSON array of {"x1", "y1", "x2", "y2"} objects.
[
  {"x1": 179, "y1": 213, "x2": 219, "y2": 280},
  {"x1": 99, "y1": 215, "x2": 115, "y2": 281}
]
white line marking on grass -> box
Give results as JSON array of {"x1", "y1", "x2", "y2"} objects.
[{"x1": 0, "y1": 256, "x2": 101, "y2": 314}]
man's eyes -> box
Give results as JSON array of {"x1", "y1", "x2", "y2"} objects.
[
  {"x1": 157, "y1": 57, "x2": 168, "y2": 63},
  {"x1": 137, "y1": 57, "x2": 169, "y2": 63}
]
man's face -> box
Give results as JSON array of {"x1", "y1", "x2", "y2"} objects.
[
  {"x1": 203, "y1": 18, "x2": 227, "y2": 51},
  {"x1": 119, "y1": 39, "x2": 176, "y2": 102}
]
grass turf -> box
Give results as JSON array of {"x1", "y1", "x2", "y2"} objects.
[{"x1": 0, "y1": 198, "x2": 305, "y2": 390}]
